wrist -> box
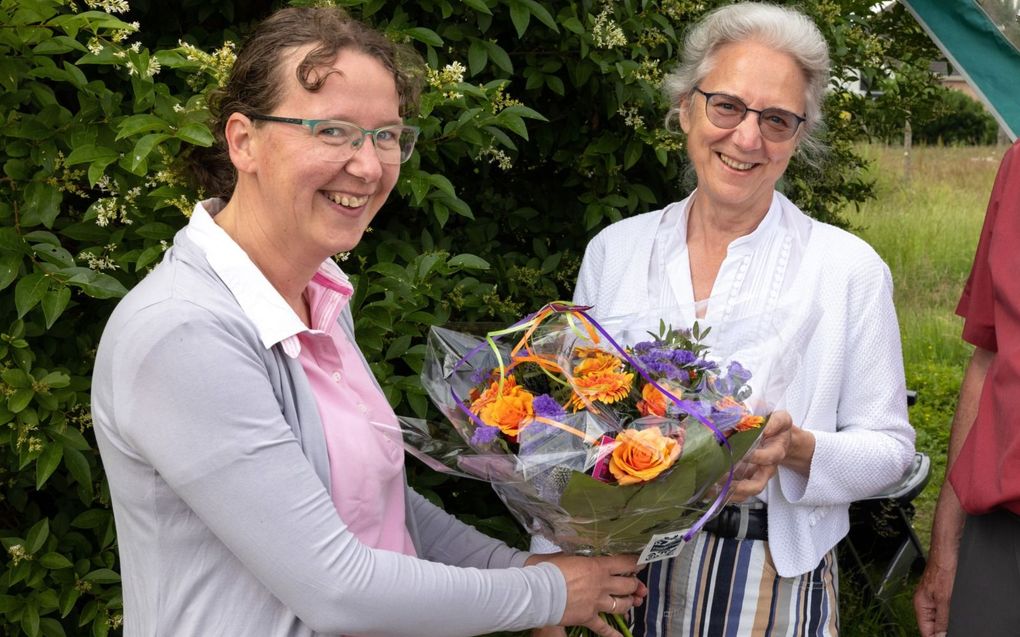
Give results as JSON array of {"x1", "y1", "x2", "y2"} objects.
[{"x1": 783, "y1": 425, "x2": 815, "y2": 475}]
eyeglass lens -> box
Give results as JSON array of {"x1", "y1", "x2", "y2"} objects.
[
  {"x1": 311, "y1": 121, "x2": 418, "y2": 164},
  {"x1": 703, "y1": 93, "x2": 801, "y2": 142}
]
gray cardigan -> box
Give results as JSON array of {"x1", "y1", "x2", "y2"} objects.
[{"x1": 91, "y1": 226, "x2": 565, "y2": 636}]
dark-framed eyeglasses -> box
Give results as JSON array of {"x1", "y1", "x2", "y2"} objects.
[
  {"x1": 692, "y1": 87, "x2": 806, "y2": 142},
  {"x1": 250, "y1": 114, "x2": 420, "y2": 165}
]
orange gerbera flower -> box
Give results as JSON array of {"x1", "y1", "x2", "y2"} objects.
[
  {"x1": 636, "y1": 383, "x2": 669, "y2": 417},
  {"x1": 568, "y1": 370, "x2": 634, "y2": 410},
  {"x1": 573, "y1": 349, "x2": 624, "y2": 377}
]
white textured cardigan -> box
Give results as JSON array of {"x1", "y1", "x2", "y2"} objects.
[{"x1": 573, "y1": 191, "x2": 915, "y2": 577}]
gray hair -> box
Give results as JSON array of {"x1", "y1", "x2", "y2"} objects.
[{"x1": 664, "y1": 2, "x2": 830, "y2": 161}]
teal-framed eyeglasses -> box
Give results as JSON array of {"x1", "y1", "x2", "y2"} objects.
[
  {"x1": 250, "y1": 114, "x2": 420, "y2": 165},
  {"x1": 692, "y1": 87, "x2": 806, "y2": 142}
]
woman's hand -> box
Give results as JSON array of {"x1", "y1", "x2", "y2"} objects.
[
  {"x1": 726, "y1": 409, "x2": 794, "y2": 502},
  {"x1": 527, "y1": 553, "x2": 646, "y2": 637}
]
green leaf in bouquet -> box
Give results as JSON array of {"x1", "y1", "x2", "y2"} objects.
[
  {"x1": 725, "y1": 424, "x2": 765, "y2": 462},
  {"x1": 557, "y1": 457, "x2": 697, "y2": 551},
  {"x1": 692, "y1": 417, "x2": 767, "y2": 487}
]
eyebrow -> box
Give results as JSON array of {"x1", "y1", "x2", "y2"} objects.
[{"x1": 702, "y1": 88, "x2": 804, "y2": 114}]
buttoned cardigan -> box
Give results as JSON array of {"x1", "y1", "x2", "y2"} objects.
[{"x1": 91, "y1": 223, "x2": 565, "y2": 636}]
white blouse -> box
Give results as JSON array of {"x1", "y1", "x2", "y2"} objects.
[{"x1": 561, "y1": 190, "x2": 915, "y2": 577}]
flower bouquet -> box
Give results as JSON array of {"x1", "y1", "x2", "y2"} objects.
[{"x1": 402, "y1": 301, "x2": 806, "y2": 563}]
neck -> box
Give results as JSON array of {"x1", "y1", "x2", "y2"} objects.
[
  {"x1": 686, "y1": 194, "x2": 769, "y2": 249},
  {"x1": 214, "y1": 193, "x2": 318, "y2": 322}
]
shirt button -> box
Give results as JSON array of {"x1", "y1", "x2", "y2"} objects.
[
  {"x1": 358, "y1": 403, "x2": 368, "y2": 414},
  {"x1": 332, "y1": 371, "x2": 342, "y2": 383}
]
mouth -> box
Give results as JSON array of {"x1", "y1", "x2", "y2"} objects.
[
  {"x1": 717, "y1": 153, "x2": 758, "y2": 172},
  {"x1": 324, "y1": 191, "x2": 371, "y2": 209}
]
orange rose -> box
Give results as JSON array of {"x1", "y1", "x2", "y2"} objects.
[
  {"x1": 476, "y1": 385, "x2": 534, "y2": 437},
  {"x1": 608, "y1": 427, "x2": 682, "y2": 485},
  {"x1": 636, "y1": 383, "x2": 669, "y2": 417}
]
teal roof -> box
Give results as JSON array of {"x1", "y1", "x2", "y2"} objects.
[{"x1": 901, "y1": 0, "x2": 1020, "y2": 141}]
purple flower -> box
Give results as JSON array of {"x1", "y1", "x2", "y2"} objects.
[
  {"x1": 726, "y1": 361, "x2": 752, "y2": 383},
  {"x1": 670, "y1": 350, "x2": 697, "y2": 366},
  {"x1": 470, "y1": 424, "x2": 500, "y2": 445},
  {"x1": 631, "y1": 339, "x2": 717, "y2": 386},
  {"x1": 533, "y1": 394, "x2": 566, "y2": 419},
  {"x1": 715, "y1": 361, "x2": 752, "y2": 396},
  {"x1": 520, "y1": 394, "x2": 564, "y2": 455},
  {"x1": 469, "y1": 366, "x2": 492, "y2": 385},
  {"x1": 709, "y1": 403, "x2": 745, "y2": 434}
]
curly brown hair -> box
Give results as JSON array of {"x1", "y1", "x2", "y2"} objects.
[{"x1": 190, "y1": 6, "x2": 424, "y2": 199}]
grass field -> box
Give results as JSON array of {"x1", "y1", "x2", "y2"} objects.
[{"x1": 838, "y1": 143, "x2": 1003, "y2": 635}]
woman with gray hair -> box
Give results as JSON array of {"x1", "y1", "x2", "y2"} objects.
[{"x1": 533, "y1": 3, "x2": 914, "y2": 635}]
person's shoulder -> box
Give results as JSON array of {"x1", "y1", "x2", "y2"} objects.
[
  {"x1": 805, "y1": 219, "x2": 890, "y2": 285},
  {"x1": 589, "y1": 206, "x2": 671, "y2": 246},
  {"x1": 808, "y1": 220, "x2": 879, "y2": 257},
  {"x1": 105, "y1": 247, "x2": 252, "y2": 345}
]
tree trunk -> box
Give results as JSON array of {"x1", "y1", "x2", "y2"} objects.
[{"x1": 903, "y1": 119, "x2": 913, "y2": 182}]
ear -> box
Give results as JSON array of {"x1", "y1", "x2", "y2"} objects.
[
  {"x1": 678, "y1": 97, "x2": 692, "y2": 134},
  {"x1": 224, "y1": 113, "x2": 258, "y2": 174}
]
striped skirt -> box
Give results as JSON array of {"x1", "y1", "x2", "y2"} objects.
[{"x1": 632, "y1": 534, "x2": 839, "y2": 637}]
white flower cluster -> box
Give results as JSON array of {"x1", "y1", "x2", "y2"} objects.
[
  {"x1": 426, "y1": 61, "x2": 467, "y2": 100},
  {"x1": 618, "y1": 105, "x2": 645, "y2": 131},
  {"x1": 85, "y1": 0, "x2": 130, "y2": 14},
  {"x1": 178, "y1": 40, "x2": 237, "y2": 88},
  {"x1": 427, "y1": 60, "x2": 466, "y2": 86},
  {"x1": 592, "y1": 7, "x2": 627, "y2": 49},
  {"x1": 168, "y1": 196, "x2": 193, "y2": 217},
  {"x1": 67, "y1": 402, "x2": 94, "y2": 432},
  {"x1": 478, "y1": 146, "x2": 513, "y2": 170},
  {"x1": 632, "y1": 58, "x2": 662, "y2": 84},
  {"x1": 128, "y1": 56, "x2": 160, "y2": 78},
  {"x1": 80, "y1": 244, "x2": 120, "y2": 272},
  {"x1": 661, "y1": 0, "x2": 707, "y2": 23},
  {"x1": 490, "y1": 82, "x2": 522, "y2": 113},
  {"x1": 49, "y1": 152, "x2": 87, "y2": 196},
  {"x1": 7, "y1": 544, "x2": 30, "y2": 566},
  {"x1": 92, "y1": 179, "x2": 140, "y2": 227},
  {"x1": 144, "y1": 156, "x2": 182, "y2": 189},
  {"x1": 654, "y1": 128, "x2": 685, "y2": 154}
]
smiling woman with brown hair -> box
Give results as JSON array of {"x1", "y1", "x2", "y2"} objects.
[{"x1": 90, "y1": 7, "x2": 645, "y2": 636}]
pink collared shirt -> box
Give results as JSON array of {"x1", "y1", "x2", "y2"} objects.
[
  {"x1": 295, "y1": 270, "x2": 416, "y2": 555},
  {"x1": 186, "y1": 200, "x2": 414, "y2": 556}
]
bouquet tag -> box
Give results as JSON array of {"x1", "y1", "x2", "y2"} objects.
[{"x1": 638, "y1": 528, "x2": 692, "y2": 565}]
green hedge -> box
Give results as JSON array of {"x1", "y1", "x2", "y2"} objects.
[{"x1": 0, "y1": 1, "x2": 941, "y2": 634}]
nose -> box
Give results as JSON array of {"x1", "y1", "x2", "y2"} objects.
[
  {"x1": 344, "y1": 136, "x2": 385, "y2": 181},
  {"x1": 730, "y1": 112, "x2": 764, "y2": 151}
]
